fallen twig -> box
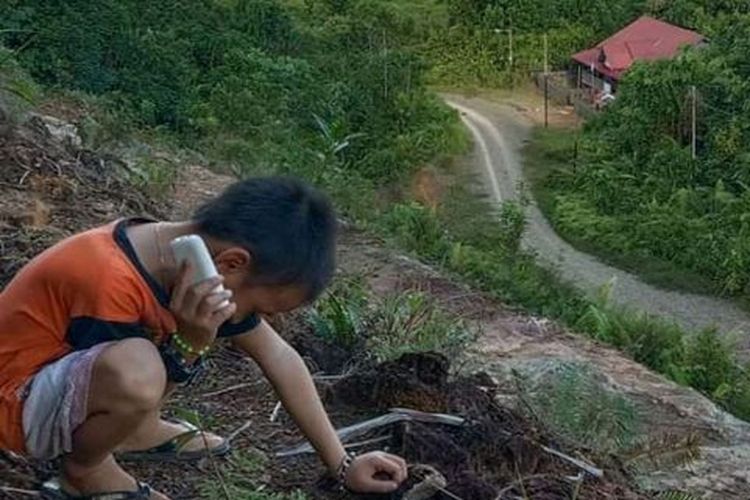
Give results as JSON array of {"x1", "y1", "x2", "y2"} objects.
[
  {"x1": 343, "y1": 435, "x2": 391, "y2": 450},
  {"x1": 198, "y1": 428, "x2": 230, "y2": 500},
  {"x1": 540, "y1": 445, "x2": 603, "y2": 478},
  {"x1": 0, "y1": 486, "x2": 39, "y2": 497},
  {"x1": 312, "y1": 373, "x2": 349, "y2": 381},
  {"x1": 515, "y1": 462, "x2": 528, "y2": 500},
  {"x1": 495, "y1": 474, "x2": 552, "y2": 499},
  {"x1": 431, "y1": 484, "x2": 465, "y2": 500},
  {"x1": 276, "y1": 408, "x2": 465, "y2": 457},
  {"x1": 202, "y1": 382, "x2": 253, "y2": 398},
  {"x1": 405, "y1": 464, "x2": 458, "y2": 500},
  {"x1": 226, "y1": 420, "x2": 253, "y2": 443},
  {"x1": 269, "y1": 401, "x2": 283, "y2": 422}
]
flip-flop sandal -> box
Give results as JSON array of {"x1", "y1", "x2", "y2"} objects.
[
  {"x1": 115, "y1": 419, "x2": 231, "y2": 462},
  {"x1": 40, "y1": 477, "x2": 153, "y2": 499}
]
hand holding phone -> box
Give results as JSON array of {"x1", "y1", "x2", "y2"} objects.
[
  {"x1": 170, "y1": 235, "x2": 230, "y2": 308},
  {"x1": 168, "y1": 235, "x2": 235, "y2": 352}
]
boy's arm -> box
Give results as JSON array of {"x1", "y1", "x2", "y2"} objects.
[
  {"x1": 231, "y1": 320, "x2": 407, "y2": 492},
  {"x1": 232, "y1": 320, "x2": 345, "y2": 471}
]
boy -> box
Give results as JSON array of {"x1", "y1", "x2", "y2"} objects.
[{"x1": 0, "y1": 177, "x2": 408, "y2": 499}]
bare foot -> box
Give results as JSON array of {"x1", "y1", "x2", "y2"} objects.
[
  {"x1": 117, "y1": 418, "x2": 225, "y2": 453},
  {"x1": 62, "y1": 455, "x2": 170, "y2": 499}
]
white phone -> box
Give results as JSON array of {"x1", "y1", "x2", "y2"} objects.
[{"x1": 170, "y1": 234, "x2": 230, "y2": 308}]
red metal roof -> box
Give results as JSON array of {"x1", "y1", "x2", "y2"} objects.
[{"x1": 572, "y1": 16, "x2": 705, "y2": 81}]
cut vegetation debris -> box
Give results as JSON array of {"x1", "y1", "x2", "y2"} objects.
[{"x1": 0, "y1": 111, "x2": 166, "y2": 289}]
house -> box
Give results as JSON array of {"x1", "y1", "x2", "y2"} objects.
[{"x1": 572, "y1": 16, "x2": 705, "y2": 99}]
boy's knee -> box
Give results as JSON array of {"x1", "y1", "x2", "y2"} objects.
[{"x1": 94, "y1": 338, "x2": 166, "y2": 412}]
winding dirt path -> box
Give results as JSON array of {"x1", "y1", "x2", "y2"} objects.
[{"x1": 443, "y1": 94, "x2": 750, "y2": 349}]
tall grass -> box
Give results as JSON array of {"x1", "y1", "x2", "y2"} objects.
[
  {"x1": 520, "y1": 363, "x2": 641, "y2": 454},
  {"x1": 308, "y1": 279, "x2": 476, "y2": 363}
]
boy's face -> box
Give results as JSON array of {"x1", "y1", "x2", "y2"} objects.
[
  {"x1": 213, "y1": 245, "x2": 309, "y2": 318},
  {"x1": 229, "y1": 282, "x2": 309, "y2": 318}
]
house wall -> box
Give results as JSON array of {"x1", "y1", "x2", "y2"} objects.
[{"x1": 571, "y1": 63, "x2": 617, "y2": 94}]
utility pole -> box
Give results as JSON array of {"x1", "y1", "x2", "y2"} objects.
[
  {"x1": 383, "y1": 29, "x2": 388, "y2": 100},
  {"x1": 691, "y1": 85, "x2": 697, "y2": 160},
  {"x1": 507, "y1": 28, "x2": 514, "y2": 88},
  {"x1": 494, "y1": 27, "x2": 514, "y2": 87},
  {"x1": 543, "y1": 33, "x2": 549, "y2": 128},
  {"x1": 508, "y1": 28, "x2": 514, "y2": 70},
  {"x1": 544, "y1": 74, "x2": 549, "y2": 128}
]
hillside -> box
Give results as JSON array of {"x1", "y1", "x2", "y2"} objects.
[
  {"x1": 2, "y1": 1, "x2": 750, "y2": 499},
  {"x1": 0, "y1": 110, "x2": 748, "y2": 499}
]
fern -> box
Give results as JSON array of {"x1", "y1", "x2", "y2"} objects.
[
  {"x1": 655, "y1": 491, "x2": 701, "y2": 500},
  {"x1": 307, "y1": 277, "x2": 368, "y2": 348},
  {"x1": 367, "y1": 290, "x2": 476, "y2": 362},
  {"x1": 624, "y1": 432, "x2": 701, "y2": 471}
]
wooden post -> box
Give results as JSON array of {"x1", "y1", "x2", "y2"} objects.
[
  {"x1": 508, "y1": 28, "x2": 514, "y2": 88},
  {"x1": 543, "y1": 33, "x2": 549, "y2": 75}
]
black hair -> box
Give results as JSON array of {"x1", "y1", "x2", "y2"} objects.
[{"x1": 193, "y1": 176, "x2": 337, "y2": 300}]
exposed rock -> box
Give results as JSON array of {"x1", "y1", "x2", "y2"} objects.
[{"x1": 27, "y1": 112, "x2": 82, "y2": 149}]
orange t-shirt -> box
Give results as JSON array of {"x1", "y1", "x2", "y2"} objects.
[{"x1": 0, "y1": 218, "x2": 258, "y2": 453}]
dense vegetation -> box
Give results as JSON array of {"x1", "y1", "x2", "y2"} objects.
[
  {"x1": 428, "y1": 0, "x2": 750, "y2": 86},
  {"x1": 504, "y1": 3, "x2": 750, "y2": 298},
  {"x1": 429, "y1": 1, "x2": 629, "y2": 86},
  {"x1": 545, "y1": 26, "x2": 750, "y2": 298},
  {"x1": 433, "y1": 1, "x2": 750, "y2": 297},
  {"x1": 0, "y1": 0, "x2": 464, "y2": 202}
]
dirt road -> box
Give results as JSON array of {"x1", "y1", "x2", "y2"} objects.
[{"x1": 443, "y1": 94, "x2": 750, "y2": 348}]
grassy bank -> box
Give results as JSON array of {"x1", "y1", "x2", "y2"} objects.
[
  {"x1": 370, "y1": 159, "x2": 750, "y2": 421},
  {"x1": 522, "y1": 127, "x2": 721, "y2": 297}
]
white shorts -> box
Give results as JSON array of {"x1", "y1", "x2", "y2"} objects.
[{"x1": 21, "y1": 342, "x2": 112, "y2": 460}]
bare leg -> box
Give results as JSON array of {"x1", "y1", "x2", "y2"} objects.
[{"x1": 61, "y1": 338, "x2": 170, "y2": 499}]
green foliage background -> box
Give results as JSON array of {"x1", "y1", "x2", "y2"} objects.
[
  {"x1": 535, "y1": 8, "x2": 750, "y2": 297},
  {"x1": 0, "y1": 0, "x2": 465, "y2": 201},
  {"x1": 434, "y1": 1, "x2": 750, "y2": 297}
]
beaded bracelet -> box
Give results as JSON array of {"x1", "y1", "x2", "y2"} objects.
[
  {"x1": 171, "y1": 332, "x2": 211, "y2": 357},
  {"x1": 159, "y1": 341, "x2": 203, "y2": 385},
  {"x1": 336, "y1": 452, "x2": 355, "y2": 489}
]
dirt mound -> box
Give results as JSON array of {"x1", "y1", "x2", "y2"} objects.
[
  {"x1": 274, "y1": 351, "x2": 645, "y2": 500},
  {"x1": 0, "y1": 113, "x2": 166, "y2": 288},
  {"x1": 332, "y1": 354, "x2": 639, "y2": 500}
]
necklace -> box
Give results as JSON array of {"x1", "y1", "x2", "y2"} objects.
[{"x1": 154, "y1": 222, "x2": 167, "y2": 268}]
